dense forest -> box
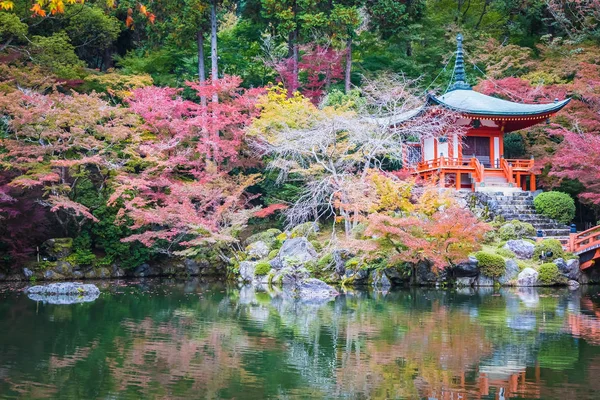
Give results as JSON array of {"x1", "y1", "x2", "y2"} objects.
[{"x1": 0, "y1": 0, "x2": 599, "y2": 275}]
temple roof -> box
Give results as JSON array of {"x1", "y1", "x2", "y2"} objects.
[{"x1": 428, "y1": 89, "x2": 571, "y2": 117}]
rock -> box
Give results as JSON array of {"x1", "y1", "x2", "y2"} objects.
[
  {"x1": 456, "y1": 277, "x2": 475, "y2": 287},
  {"x1": 246, "y1": 241, "x2": 270, "y2": 261},
  {"x1": 239, "y1": 261, "x2": 256, "y2": 283},
  {"x1": 517, "y1": 268, "x2": 539, "y2": 287},
  {"x1": 370, "y1": 270, "x2": 392, "y2": 288},
  {"x1": 184, "y1": 259, "x2": 201, "y2": 275},
  {"x1": 53, "y1": 261, "x2": 73, "y2": 276},
  {"x1": 476, "y1": 275, "x2": 495, "y2": 286},
  {"x1": 384, "y1": 266, "x2": 409, "y2": 285},
  {"x1": 498, "y1": 259, "x2": 520, "y2": 285},
  {"x1": 555, "y1": 258, "x2": 581, "y2": 281},
  {"x1": 568, "y1": 280, "x2": 580, "y2": 289},
  {"x1": 133, "y1": 263, "x2": 150, "y2": 277},
  {"x1": 278, "y1": 238, "x2": 318, "y2": 268},
  {"x1": 72, "y1": 270, "x2": 84, "y2": 278},
  {"x1": 504, "y1": 240, "x2": 535, "y2": 260},
  {"x1": 111, "y1": 265, "x2": 126, "y2": 278},
  {"x1": 453, "y1": 256, "x2": 479, "y2": 277},
  {"x1": 332, "y1": 249, "x2": 351, "y2": 276},
  {"x1": 269, "y1": 256, "x2": 283, "y2": 270},
  {"x1": 415, "y1": 261, "x2": 446, "y2": 285},
  {"x1": 22, "y1": 268, "x2": 33, "y2": 278},
  {"x1": 83, "y1": 269, "x2": 96, "y2": 279},
  {"x1": 345, "y1": 268, "x2": 370, "y2": 285},
  {"x1": 26, "y1": 282, "x2": 100, "y2": 304},
  {"x1": 295, "y1": 278, "x2": 338, "y2": 302},
  {"x1": 245, "y1": 228, "x2": 282, "y2": 247},
  {"x1": 43, "y1": 270, "x2": 64, "y2": 280},
  {"x1": 41, "y1": 238, "x2": 73, "y2": 259},
  {"x1": 97, "y1": 268, "x2": 111, "y2": 279}
]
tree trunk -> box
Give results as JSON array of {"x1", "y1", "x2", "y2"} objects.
[
  {"x1": 344, "y1": 35, "x2": 352, "y2": 93},
  {"x1": 210, "y1": 0, "x2": 219, "y2": 103},
  {"x1": 197, "y1": 29, "x2": 207, "y2": 106}
]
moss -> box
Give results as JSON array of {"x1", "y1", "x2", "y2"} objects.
[
  {"x1": 317, "y1": 253, "x2": 333, "y2": 270},
  {"x1": 498, "y1": 220, "x2": 536, "y2": 240},
  {"x1": 246, "y1": 228, "x2": 282, "y2": 246},
  {"x1": 474, "y1": 251, "x2": 506, "y2": 278},
  {"x1": 310, "y1": 239, "x2": 323, "y2": 253},
  {"x1": 533, "y1": 239, "x2": 564, "y2": 262},
  {"x1": 345, "y1": 257, "x2": 360, "y2": 269},
  {"x1": 290, "y1": 221, "x2": 319, "y2": 239},
  {"x1": 273, "y1": 232, "x2": 288, "y2": 250},
  {"x1": 496, "y1": 247, "x2": 516, "y2": 259},
  {"x1": 267, "y1": 249, "x2": 279, "y2": 261},
  {"x1": 538, "y1": 262, "x2": 561, "y2": 285},
  {"x1": 255, "y1": 261, "x2": 271, "y2": 276}
]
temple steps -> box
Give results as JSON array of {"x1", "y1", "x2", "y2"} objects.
[{"x1": 481, "y1": 192, "x2": 571, "y2": 242}]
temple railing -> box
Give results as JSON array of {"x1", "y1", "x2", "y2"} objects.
[
  {"x1": 505, "y1": 158, "x2": 534, "y2": 170},
  {"x1": 570, "y1": 225, "x2": 600, "y2": 254},
  {"x1": 500, "y1": 158, "x2": 515, "y2": 184},
  {"x1": 416, "y1": 156, "x2": 485, "y2": 183}
]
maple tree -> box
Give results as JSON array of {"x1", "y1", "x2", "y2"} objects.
[{"x1": 108, "y1": 76, "x2": 264, "y2": 255}]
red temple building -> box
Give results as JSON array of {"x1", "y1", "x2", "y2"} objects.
[{"x1": 409, "y1": 34, "x2": 570, "y2": 192}]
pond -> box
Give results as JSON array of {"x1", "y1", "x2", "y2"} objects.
[{"x1": 1, "y1": 280, "x2": 600, "y2": 399}]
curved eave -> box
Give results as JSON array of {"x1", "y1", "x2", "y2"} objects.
[{"x1": 427, "y1": 93, "x2": 571, "y2": 118}]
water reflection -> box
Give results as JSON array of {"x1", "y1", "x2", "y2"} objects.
[{"x1": 0, "y1": 281, "x2": 599, "y2": 399}]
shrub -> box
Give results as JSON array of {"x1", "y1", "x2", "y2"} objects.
[
  {"x1": 496, "y1": 247, "x2": 516, "y2": 259},
  {"x1": 267, "y1": 249, "x2": 279, "y2": 261},
  {"x1": 533, "y1": 239, "x2": 564, "y2": 262},
  {"x1": 255, "y1": 261, "x2": 271, "y2": 276},
  {"x1": 538, "y1": 262, "x2": 560, "y2": 285},
  {"x1": 498, "y1": 220, "x2": 536, "y2": 240},
  {"x1": 534, "y1": 191, "x2": 575, "y2": 224},
  {"x1": 474, "y1": 251, "x2": 506, "y2": 278},
  {"x1": 317, "y1": 253, "x2": 333, "y2": 270}
]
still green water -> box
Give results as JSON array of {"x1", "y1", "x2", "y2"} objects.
[{"x1": 1, "y1": 280, "x2": 600, "y2": 399}]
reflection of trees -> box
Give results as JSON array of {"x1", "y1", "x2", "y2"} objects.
[{"x1": 4, "y1": 281, "x2": 600, "y2": 399}]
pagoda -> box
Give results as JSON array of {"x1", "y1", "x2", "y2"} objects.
[{"x1": 411, "y1": 34, "x2": 570, "y2": 192}]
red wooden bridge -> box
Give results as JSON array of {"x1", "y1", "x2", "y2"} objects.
[{"x1": 569, "y1": 226, "x2": 600, "y2": 270}]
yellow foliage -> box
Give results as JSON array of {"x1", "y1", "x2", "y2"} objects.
[
  {"x1": 85, "y1": 72, "x2": 153, "y2": 100},
  {"x1": 367, "y1": 171, "x2": 414, "y2": 213},
  {"x1": 414, "y1": 186, "x2": 454, "y2": 216}
]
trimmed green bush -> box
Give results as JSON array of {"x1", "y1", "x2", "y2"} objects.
[
  {"x1": 255, "y1": 261, "x2": 271, "y2": 276},
  {"x1": 496, "y1": 247, "x2": 516, "y2": 259},
  {"x1": 534, "y1": 191, "x2": 575, "y2": 224},
  {"x1": 538, "y1": 262, "x2": 560, "y2": 285},
  {"x1": 533, "y1": 239, "x2": 564, "y2": 262},
  {"x1": 498, "y1": 220, "x2": 536, "y2": 240},
  {"x1": 474, "y1": 251, "x2": 506, "y2": 278}
]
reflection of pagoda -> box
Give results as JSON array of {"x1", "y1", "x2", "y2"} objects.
[{"x1": 408, "y1": 34, "x2": 570, "y2": 192}]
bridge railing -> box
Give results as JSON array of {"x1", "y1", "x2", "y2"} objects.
[{"x1": 570, "y1": 225, "x2": 600, "y2": 254}]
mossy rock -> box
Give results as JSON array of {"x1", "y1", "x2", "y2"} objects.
[
  {"x1": 255, "y1": 261, "x2": 271, "y2": 276},
  {"x1": 538, "y1": 262, "x2": 564, "y2": 285},
  {"x1": 245, "y1": 228, "x2": 283, "y2": 247},
  {"x1": 474, "y1": 251, "x2": 506, "y2": 278},
  {"x1": 498, "y1": 220, "x2": 536, "y2": 241},
  {"x1": 290, "y1": 222, "x2": 319, "y2": 239},
  {"x1": 41, "y1": 238, "x2": 74, "y2": 259},
  {"x1": 496, "y1": 247, "x2": 516, "y2": 259},
  {"x1": 266, "y1": 249, "x2": 279, "y2": 261},
  {"x1": 533, "y1": 239, "x2": 564, "y2": 262}
]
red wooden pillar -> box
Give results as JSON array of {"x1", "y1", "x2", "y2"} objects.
[
  {"x1": 531, "y1": 174, "x2": 536, "y2": 191},
  {"x1": 456, "y1": 173, "x2": 461, "y2": 190}
]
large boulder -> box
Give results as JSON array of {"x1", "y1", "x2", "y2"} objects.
[
  {"x1": 245, "y1": 228, "x2": 282, "y2": 248},
  {"x1": 555, "y1": 258, "x2": 581, "y2": 281},
  {"x1": 453, "y1": 256, "x2": 479, "y2": 277},
  {"x1": 498, "y1": 259, "x2": 520, "y2": 285},
  {"x1": 517, "y1": 267, "x2": 539, "y2": 286},
  {"x1": 26, "y1": 282, "x2": 100, "y2": 304},
  {"x1": 370, "y1": 269, "x2": 392, "y2": 289},
  {"x1": 345, "y1": 268, "x2": 370, "y2": 286},
  {"x1": 456, "y1": 276, "x2": 475, "y2": 287},
  {"x1": 295, "y1": 278, "x2": 338, "y2": 302},
  {"x1": 239, "y1": 261, "x2": 256, "y2": 283},
  {"x1": 476, "y1": 275, "x2": 495, "y2": 286},
  {"x1": 246, "y1": 241, "x2": 270, "y2": 261},
  {"x1": 53, "y1": 261, "x2": 73, "y2": 276},
  {"x1": 41, "y1": 238, "x2": 73, "y2": 259},
  {"x1": 414, "y1": 261, "x2": 447, "y2": 285},
  {"x1": 44, "y1": 270, "x2": 64, "y2": 280},
  {"x1": 277, "y1": 237, "x2": 318, "y2": 268},
  {"x1": 504, "y1": 240, "x2": 535, "y2": 260}
]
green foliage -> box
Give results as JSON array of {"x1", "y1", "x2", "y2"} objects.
[
  {"x1": 0, "y1": 12, "x2": 27, "y2": 41},
  {"x1": 66, "y1": 6, "x2": 121, "y2": 66},
  {"x1": 538, "y1": 262, "x2": 560, "y2": 285},
  {"x1": 533, "y1": 239, "x2": 564, "y2": 262},
  {"x1": 255, "y1": 261, "x2": 271, "y2": 276},
  {"x1": 30, "y1": 33, "x2": 85, "y2": 78},
  {"x1": 498, "y1": 220, "x2": 536, "y2": 240},
  {"x1": 267, "y1": 249, "x2": 279, "y2": 261},
  {"x1": 503, "y1": 133, "x2": 526, "y2": 158},
  {"x1": 474, "y1": 251, "x2": 506, "y2": 278},
  {"x1": 317, "y1": 253, "x2": 333, "y2": 270},
  {"x1": 496, "y1": 247, "x2": 516, "y2": 259},
  {"x1": 290, "y1": 222, "x2": 319, "y2": 239},
  {"x1": 534, "y1": 191, "x2": 576, "y2": 224}
]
